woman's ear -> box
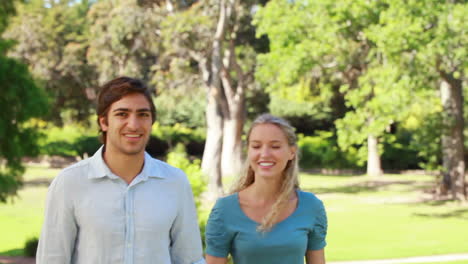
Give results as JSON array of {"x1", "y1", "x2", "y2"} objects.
[{"x1": 289, "y1": 146, "x2": 297, "y2": 160}]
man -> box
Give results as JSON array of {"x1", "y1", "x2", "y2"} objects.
[{"x1": 37, "y1": 77, "x2": 205, "y2": 264}]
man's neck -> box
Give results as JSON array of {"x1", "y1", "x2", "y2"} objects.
[{"x1": 102, "y1": 147, "x2": 145, "y2": 184}]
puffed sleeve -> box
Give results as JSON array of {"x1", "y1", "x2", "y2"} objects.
[
  {"x1": 205, "y1": 198, "x2": 233, "y2": 258},
  {"x1": 307, "y1": 200, "x2": 328, "y2": 250}
]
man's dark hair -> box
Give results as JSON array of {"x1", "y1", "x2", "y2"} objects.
[{"x1": 96, "y1": 77, "x2": 156, "y2": 143}]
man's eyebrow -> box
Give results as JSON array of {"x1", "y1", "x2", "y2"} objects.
[
  {"x1": 112, "y1": 108, "x2": 151, "y2": 112},
  {"x1": 112, "y1": 108, "x2": 130, "y2": 112}
]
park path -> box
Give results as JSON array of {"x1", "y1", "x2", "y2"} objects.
[
  {"x1": 329, "y1": 253, "x2": 468, "y2": 264},
  {"x1": 1, "y1": 253, "x2": 468, "y2": 264},
  {"x1": 0, "y1": 256, "x2": 34, "y2": 264}
]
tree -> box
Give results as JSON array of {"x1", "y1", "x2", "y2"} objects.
[
  {"x1": 4, "y1": 0, "x2": 96, "y2": 124},
  {"x1": 254, "y1": 0, "x2": 409, "y2": 176},
  {"x1": 0, "y1": 0, "x2": 48, "y2": 202},
  {"x1": 368, "y1": 0, "x2": 467, "y2": 200},
  {"x1": 87, "y1": 0, "x2": 161, "y2": 85},
  {"x1": 157, "y1": 0, "x2": 260, "y2": 196}
]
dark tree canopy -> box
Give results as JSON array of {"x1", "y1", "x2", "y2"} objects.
[{"x1": 0, "y1": 0, "x2": 48, "y2": 202}]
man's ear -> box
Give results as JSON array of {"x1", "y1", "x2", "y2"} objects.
[{"x1": 99, "y1": 116, "x2": 108, "y2": 132}]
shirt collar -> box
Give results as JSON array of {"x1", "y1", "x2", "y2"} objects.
[{"x1": 88, "y1": 145, "x2": 166, "y2": 180}]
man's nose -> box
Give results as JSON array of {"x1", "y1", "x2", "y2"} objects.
[{"x1": 127, "y1": 115, "x2": 139, "y2": 130}]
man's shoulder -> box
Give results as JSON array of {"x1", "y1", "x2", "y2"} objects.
[
  {"x1": 48, "y1": 158, "x2": 93, "y2": 189},
  {"x1": 59, "y1": 158, "x2": 91, "y2": 175},
  {"x1": 145, "y1": 154, "x2": 187, "y2": 180}
]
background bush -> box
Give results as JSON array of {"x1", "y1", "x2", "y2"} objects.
[
  {"x1": 23, "y1": 236, "x2": 38, "y2": 257},
  {"x1": 298, "y1": 131, "x2": 360, "y2": 169},
  {"x1": 38, "y1": 122, "x2": 206, "y2": 159},
  {"x1": 165, "y1": 144, "x2": 207, "y2": 247}
]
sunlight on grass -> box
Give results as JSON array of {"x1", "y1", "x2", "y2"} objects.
[
  {"x1": 0, "y1": 186, "x2": 47, "y2": 254},
  {"x1": 409, "y1": 261, "x2": 468, "y2": 264},
  {"x1": 23, "y1": 164, "x2": 60, "y2": 181},
  {"x1": 300, "y1": 174, "x2": 468, "y2": 261}
]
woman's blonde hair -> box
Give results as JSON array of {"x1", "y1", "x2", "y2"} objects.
[{"x1": 229, "y1": 113, "x2": 300, "y2": 232}]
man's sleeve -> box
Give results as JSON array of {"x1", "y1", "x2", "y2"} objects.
[
  {"x1": 36, "y1": 173, "x2": 77, "y2": 264},
  {"x1": 169, "y1": 172, "x2": 205, "y2": 264}
]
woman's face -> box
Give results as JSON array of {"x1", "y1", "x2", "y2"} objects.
[{"x1": 248, "y1": 123, "x2": 296, "y2": 181}]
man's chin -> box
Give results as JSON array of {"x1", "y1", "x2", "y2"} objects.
[{"x1": 121, "y1": 145, "x2": 147, "y2": 156}]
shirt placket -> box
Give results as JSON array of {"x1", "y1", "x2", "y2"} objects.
[{"x1": 124, "y1": 185, "x2": 135, "y2": 264}]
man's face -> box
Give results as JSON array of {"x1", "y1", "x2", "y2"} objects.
[{"x1": 99, "y1": 93, "x2": 153, "y2": 157}]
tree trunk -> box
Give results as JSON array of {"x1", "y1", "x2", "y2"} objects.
[
  {"x1": 200, "y1": 0, "x2": 246, "y2": 197},
  {"x1": 439, "y1": 74, "x2": 465, "y2": 201},
  {"x1": 367, "y1": 134, "x2": 383, "y2": 177},
  {"x1": 221, "y1": 101, "x2": 244, "y2": 178},
  {"x1": 201, "y1": 92, "x2": 224, "y2": 198},
  {"x1": 200, "y1": 0, "x2": 229, "y2": 198}
]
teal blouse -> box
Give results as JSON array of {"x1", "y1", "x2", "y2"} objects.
[{"x1": 205, "y1": 190, "x2": 327, "y2": 264}]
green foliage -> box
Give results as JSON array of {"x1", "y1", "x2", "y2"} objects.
[
  {"x1": 166, "y1": 143, "x2": 206, "y2": 211},
  {"x1": 335, "y1": 65, "x2": 415, "y2": 160},
  {"x1": 87, "y1": 0, "x2": 161, "y2": 84},
  {"x1": 23, "y1": 236, "x2": 39, "y2": 257},
  {"x1": 0, "y1": 47, "x2": 48, "y2": 202},
  {"x1": 381, "y1": 131, "x2": 423, "y2": 170},
  {"x1": 298, "y1": 132, "x2": 360, "y2": 169},
  {"x1": 38, "y1": 123, "x2": 99, "y2": 157},
  {"x1": 151, "y1": 122, "x2": 205, "y2": 151},
  {"x1": 165, "y1": 143, "x2": 207, "y2": 249},
  {"x1": 365, "y1": 0, "x2": 467, "y2": 173},
  {"x1": 0, "y1": 0, "x2": 15, "y2": 33},
  {"x1": 254, "y1": 0, "x2": 467, "y2": 172},
  {"x1": 4, "y1": 0, "x2": 96, "y2": 124},
  {"x1": 398, "y1": 92, "x2": 444, "y2": 171},
  {"x1": 39, "y1": 122, "x2": 205, "y2": 158},
  {"x1": 255, "y1": 0, "x2": 396, "y2": 165},
  {"x1": 154, "y1": 91, "x2": 206, "y2": 128}
]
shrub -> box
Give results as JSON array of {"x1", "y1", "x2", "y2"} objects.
[
  {"x1": 74, "y1": 136, "x2": 101, "y2": 158},
  {"x1": 38, "y1": 124, "x2": 97, "y2": 157},
  {"x1": 165, "y1": 143, "x2": 209, "y2": 248},
  {"x1": 24, "y1": 236, "x2": 39, "y2": 257},
  {"x1": 151, "y1": 123, "x2": 205, "y2": 156},
  {"x1": 298, "y1": 131, "x2": 360, "y2": 169},
  {"x1": 165, "y1": 143, "x2": 206, "y2": 210},
  {"x1": 39, "y1": 122, "x2": 205, "y2": 159},
  {"x1": 381, "y1": 132, "x2": 423, "y2": 170}
]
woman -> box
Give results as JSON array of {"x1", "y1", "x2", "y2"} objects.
[{"x1": 205, "y1": 114, "x2": 327, "y2": 264}]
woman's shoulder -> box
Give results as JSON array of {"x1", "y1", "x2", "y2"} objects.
[
  {"x1": 298, "y1": 190, "x2": 325, "y2": 208},
  {"x1": 213, "y1": 193, "x2": 239, "y2": 210}
]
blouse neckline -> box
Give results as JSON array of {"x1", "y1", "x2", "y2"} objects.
[{"x1": 234, "y1": 189, "x2": 302, "y2": 228}]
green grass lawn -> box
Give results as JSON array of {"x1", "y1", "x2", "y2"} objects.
[
  {"x1": 1, "y1": 165, "x2": 467, "y2": 262},
  {"x1": 410, "y1": 262, "x2": 468, "y2": 264},
  {"x1": 300, "y1": 173, "x2": 468, "y2": 261},
  {"x1": 0, "y1": 164, "x2": 56, "y2": 256}
]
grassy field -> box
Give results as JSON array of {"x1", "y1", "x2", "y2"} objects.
[
  {"x1": 300, "y1": 173, "x2": 468, "y2": 261},
  {"x1": 0, "y1": 164, "x2": 467, "y2": 262},
  {"x1": 0, "y1": 164, "x2": 56, "y2": 256}
]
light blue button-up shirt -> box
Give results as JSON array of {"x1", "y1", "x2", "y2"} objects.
[{"x1": 37, "y1": 146, "x2": 205, "y2": 264}]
